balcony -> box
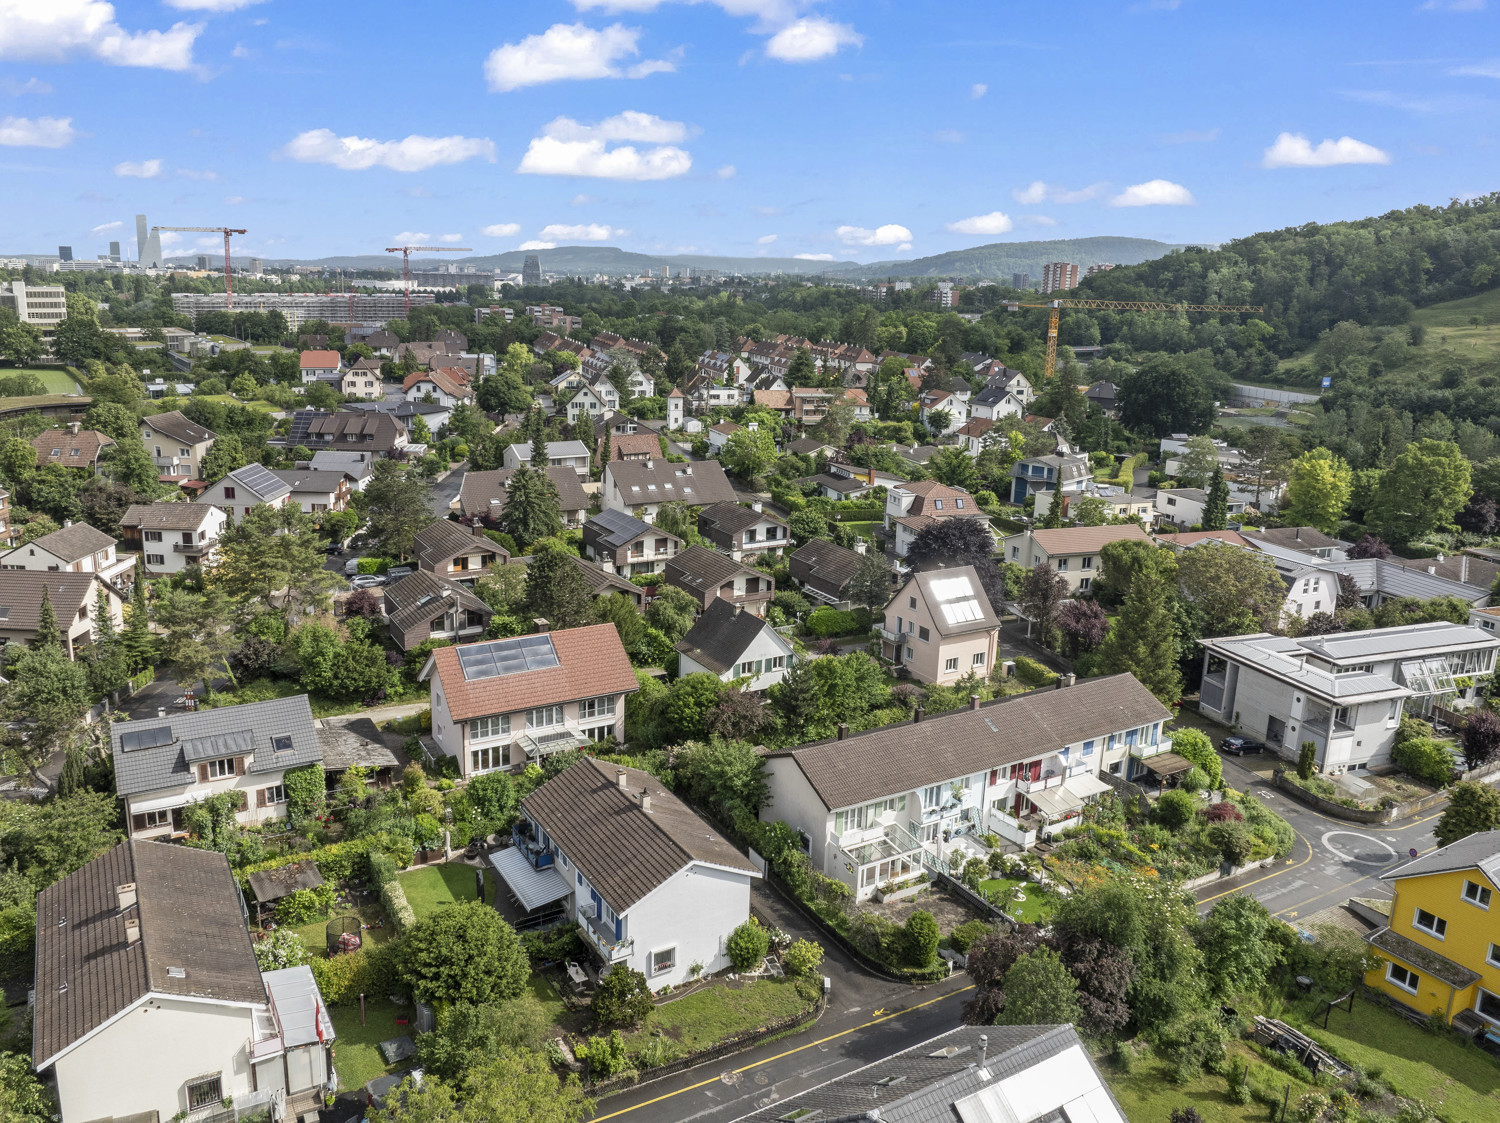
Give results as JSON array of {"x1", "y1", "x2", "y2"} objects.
[
  {"x1": 173, "y1": 540, "x2": 208, "y2": 554},
  {"x1": 510, "y1": 826, "x2": 555, "y2": 869},
  {"x1": 579, "y1": 907, "x2": 633, "y2": 961},
  {"x1": 878, "y1": 626, "x2": 901, "y2": 644}
]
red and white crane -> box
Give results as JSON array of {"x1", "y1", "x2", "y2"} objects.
[
  {"x1": 384, "y1": 245, "x2": 471, "y2": 317},
  {"x1": 153, "y1": 226, "x2": 248, "y2": 308}
]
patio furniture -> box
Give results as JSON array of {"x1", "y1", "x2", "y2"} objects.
[{"x1": 565, "y1": 960, "x2": 589, "y2": 990}]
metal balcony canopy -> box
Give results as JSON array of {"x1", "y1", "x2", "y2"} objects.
[{"x1": 489, "y1": 846, "x2": 571, "y2": 913}]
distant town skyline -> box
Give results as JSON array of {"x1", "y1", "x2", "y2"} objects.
[{"x1": 1, "y1": 0, "x2": 1496, "y2": 262}]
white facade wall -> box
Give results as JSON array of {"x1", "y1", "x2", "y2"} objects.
[
  {"x1": 679, "y1": 629, "x2": 793, "y2": 691},
  {"x1": 1283, "y1": 571, "x2": 1338, "y2": 621},
  {"x1": 427, "y1": 686, "x2": 628, "y2": 780},
  {"x1": 667, "y1": 394, "x2": 685, "y2": 429},
  {"x1": 622, "y1": 864, "x2": 753, "y2": 987},
  {"x1": 137, "y1": 511, "x2": 227, "y2": 576},
  {"x1": 126, "y1": 766, "x2": 298, "y2": 839},
  {"x1": 51, "y1": 996, "x2": 258, "y2": 1123},
  {"x1": 404, "y1": 382, "x2": 466, "y2": 408}
]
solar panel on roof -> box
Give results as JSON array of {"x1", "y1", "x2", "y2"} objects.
[
  {"x1": 120, "y1": 726, "x2": 174, "y2": 752},
  {"x1": 941, "y1": 599, "x2": 984, "y2": 625},
  {"x1": 457, "y1": 634, "x2": 560, "y2": 681},
  {"x1": 929, "y1": 576, "x2": 974, "y2": 601},
  {"x1": 234, "y1": 463, "x2": 285, "y2": 495}
]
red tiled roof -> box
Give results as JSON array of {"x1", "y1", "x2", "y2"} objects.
[
  {"x1": 299, "y1": 350, "x2": 341, "y2": 368},
  {"x1": 426, "y1": 624, "x2": 639, "y2": 722}
]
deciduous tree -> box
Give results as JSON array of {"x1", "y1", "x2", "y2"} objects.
[
  {"x1": 1368, "y1": 438, "x2": 1473, "y2": 544},
  {"x1": 1281, "y1": 449, "x2": 1353, "y2": 534},
  {"x1": 1435, "y1": 781, "x2": 1500, "y2": 848},
  {"x1": 364, "y1": 459, "x2": 436, "y2": 559},
  {"x1": 1177, "y1": 541, "x2": 1284, "y2": 637},
  {"x1": 523, "y1": 544, "x2": 594, "y2": 630},
  {"x1": 1019, "y1": 563, "x2": 1068, "y2": 648}
]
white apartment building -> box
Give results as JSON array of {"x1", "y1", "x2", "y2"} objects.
[{"x1": 0, "y1": 280, "x2": 67, "y2": 335}]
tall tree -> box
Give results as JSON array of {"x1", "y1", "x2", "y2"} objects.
[
  {"x1": 1, "y1": 641, "x2": 90, "y2": 780},
  {"x1": 1019, "y1": 563, "x2": 1068, "y2": 648},
  {"x1": 994, "y1": 947, "x2": 1082, "y2": 1028},
  {"x1": 524, "y1": 407, "x2": 548, "y2": 469},
  {"x1": 1281, "y1": 448, "x2": 1353, "y2": 533},
  {"x1": 206, "y1": 502, "x2": 341, "y2": 614},
  {"x1": 1175, "y1": 435, "x2": 1219, "y2": 490},
  {"x1": 121, "y1": 557, "x2": 156, "y2": 672},
  {"x1": 31, "y1": 588, "x2": 62, "y2": 651},
  {"x1": 364, "y1": 459, "x2": 437, "y2": 560},
  {"x1": 1177, "y1": 541, "x2": 1285, "y2": 637},
  {"x1": 523, "y1": 545, "x2": 594, "y2": 630},
  {"x1": 1368, "y1": 438, "x2": 1473, "y2": 544},
  {"x1": 1202, "y1": 464, "x2": 1229, "y2": 531},
  {"x1": 721, "y1": 426, "x2": 778, "y2": 482},
  {"x1": 1093, "y1": 567, "x2": 1182, "y2": 705},
  {"x1": 199, "y1": 434, "x2": 248, "y2": 484},
  {"x1": 154, "y1": 585, "x2": 241, "y2": 693},
  {"x1": 846, "y1": 548, "x2": 895, "y2": 612},
  {"x1": 497, "y1": 468, "x2": 563, "y2": 549}
]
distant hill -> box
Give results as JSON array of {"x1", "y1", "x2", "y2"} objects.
[{"x1": 159, "y1": 236, "x2": 1184, "y2": 280}]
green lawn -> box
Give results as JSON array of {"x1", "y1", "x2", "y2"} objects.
[
  {"x1": 626, "y1": 978, "x2": 814, "y2": 1053},
  {"x1": 1302, "y1": 1002, "x2": 1500, "y2": 1122},
  {"x1": 398, "y1": 862, "x2": 480, "y2": 918},
  {"x1": 328, "y1": 997, "x2": 410, "y2": 1093},
  {"x1": 1106, "y1": 1042, "x2": 1302, "y2": 1123},
  {"x1": 291, "y1": 901, "x2": 392, "y2": 959},
  {"x1": 190, "y1": 393, "x2": 281, "y2": 413},
  {"x1": 978, "y1": 878, "x2": 1058, "y2": 923},
  {"x1": 528, "y1": 972, "x2": 566, "y2": 1027},
  {"x1": 1, "y1": 367, "x2": 82, "y2": 394}
]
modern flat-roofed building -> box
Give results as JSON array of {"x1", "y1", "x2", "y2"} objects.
[{"x1": 0, "y1": 280, "x2": 67, "y2": 335}]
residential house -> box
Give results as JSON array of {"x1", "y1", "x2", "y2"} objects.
[
  {"x1": 697, "y1": 501, "x2": 791, "y2": 562},
  {"x1": 308, "y1": 450, "x2": 376, "y2": 490},
  {"x1": 918, "y1": 388, "x2": 968, "y2": 435},
  {"x1": 687, "y1": 371, "x2": 742, "y2": 414},
  {"x1": 1155, "y1": 486, "x2": 1247, "y2": 527},
  {"x1": 666, "y1": 386, "x2": 685, "y2": 429},
  {"x1": 196, "y1": 463, "x2": 293, "y2": 518},
  {"x1": 290, "y1": 410, "x2": 409, "y2": 458},
  {"x1": 112, "y1": 694, "x2": 325, "y2": 839},
  {"x1": 884, "y1": 480, "x2": 988, "y2": 559},
  {"x1": 733, "y1": 1024, "x2": 1127, "y2": 1123},
  {"x1": 879, "y1": 566, "x2": 1000, "y2": 685},
  {"x1": 602, "y1": 458, "x2": 738, "y2": 523},
  {"x1": 33, "y1": 841, "x2": 335, "y2": 1123},
  {"x1": 31, "y1": 425, "x2": 115, "y2": 471},
  {"x1": 1086, "y1": 379, "x2": 1120, "y2": 415},
  {"x1": 119, "y1": 502, "x2": 227, "y2": 575},
  {"x1": 601, "y1": 431, "x2": 661, "y2": 462},
  {"x1": 790, "y1": 537, "x2": 868, "y2": 607},
  {"x1": 664, "y1": 544, "x2": 774, "y2": 616},
  {"x1": 675, "y1": 598, "x2": 795, "y2": 691},
  {"x1": 1198, "y1": 622, "x2": 1500, "y2": 772},
  {"x1": 434, "y1": 328, "x2": 468, "y2": 350},
  {"x1": 1032, "y1": 483, "x2": 1156, "y2": 525},
  {"x1": 353, "y1": 327, "x2": 399, "y2": 355},
  {"x1": 582, "y1": 509, "x2": 683, "y2": 577},
  {"x1": 396, "y1": 340, "x2": 460, "y2": 367},
  {"x1": 413, "y1": 520, "x2": 507, "y2": 585},
  {"x1": 707, "y1": 420, "x2": 741, "y2": 456},
  {"x1": 956, "y1": 416, "x2": 996, "y2": 456},
  {"x1": 341, "y1": 357, "x2": 384, "y2": 400},
  {"x1": 799, "y1": 471, "x2": 878, "y2": 502},
  {"x1": 0, "y1": 571, "x2": 124, "y2": 656},
  {"x1": 140, "y1": 410, "x2": 216, "y2": 480},
  {"x1": 1008, "y1": 450, "x2": 1092, "y2": 504},
  {"x1": 458, "y1": 467, "x2": 590, "y2": 528},
  {"x1": 403, "y1": 367, "x2": 474, "y2": 407},
  {"x1": 785, "y1": 437, "x2": 839, "y2": 459},
  {"x1": 761, "y1": 673, "x2": 1170, "y2": 894},
  {"x1": 564, "y1": 381, "x2": 618, "y2": 425},
  {"x1": 1001, "y1": 524, "x2": 1152, "y2": 596},
  {"x1": 344, "y1": 398, "x2": 452, "y2": 438},
  {"x1": 840, "y1": 387, "x2": 872, "y2": 422},
  {"x1": 1363, "y1": 831, "x2": 1500, "y2": 1033},
  {"x1": 972, "y1": 362, "x2": 1034, "y2": 406},
  {"x1": 421, "y1": 625, "x2": 640, "y2": 776},
  {"x1": 502, "y1": 440, "x2": 592, "y2": 479},
  {"x1": 491, "y1": 758, "x2": 757, "y2": 986},
  {"x1": 0, "y1": 520, "x2": 136, "y2": 586},
  {"x1": 271, "y1": 468, "x2": 352, "y2": 515},
  {"x1": 1390, "y1": 552, "x2": 1500, "y2": 595},
  {"x1": 572, "y1": 556, "x2": 647, "y2": 610},
  {"x1": 383, "y1": 570, "x2": 494, "y2": 653},
  {"x1": 1154, "y1": 528, "x2": 1251, "y2": 552},
  {"x1": 696, "y1": 349, "x2": 752, "y2": 386},
  {"x1": 298, "y1": 349, "x2": 342, "y2": 384}
]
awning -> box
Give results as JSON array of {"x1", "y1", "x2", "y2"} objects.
[
  {"x1": 1064, "y1": 773, "x2": 1112, "y2": 800},
  {"x1": 1139, "y1": 751, "x2": 1195, "y2": 778},
  {"x1": 1027, "y1": 785, "x2": 1083, "y2": 819},
  {"x1": 129, "y1": 792, "x2": 200, "y2": 814},
  {"x1": 489, "y1": 847, "x2": 571, "y2": 914}
]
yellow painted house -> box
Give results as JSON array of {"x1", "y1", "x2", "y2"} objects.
[{"x1": 1364, "y1": 829, "x2": 1500, "y2": 1036}]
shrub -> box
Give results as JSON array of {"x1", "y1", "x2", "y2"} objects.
[
  {"x1": 399, "y1": 900, "x2": 529, "y2": 1005},
  {"x1": 1208, "y1": 820, "x2": 1254, "y2": 865},
  {"x1": 233, "y1": 838, "x2": 380, "y2": 889},
  {"x1": 282, "y1": 763, "x2": 326, "y2": 827},
  {"x1": 592, "y1": 966, "x2": 655, "y2": 1027},
  {"x1": 308, "y1": 941, "x2": 400, "y2": 1004},
  {"x1": 1203, "y1": 801, "x2": 1243, "y2": 823},
  {"x1": 575, "y1": 1030, "x2": 630, "y2": 1078},
  {"x1": 521, "y1": 921, "x2": 586, "y2": 968},
  {"x1": 380, "y1": 876, "x2": 416, "y2": 934},
  {"x1": 782, "y1": 938, "x2": 824, "y2": 977},
  {"x1": 726, "y1": 918, "x2": 772, "y2": 970},
  {"x1": 902, "y1": 910, "x2": 940, "y2": 968},
  {"x1": 1394, "y1": 715, "x2": 1434, "y2": 747},
  {"x1": 1297, "y1": 740, "x2": 1317, "y2": 780},
  {"x1": 961, "y1": 857, "x2": 988, "y2": 892},
  {"x1": 804, "y1": 606, "x2": 870, "y2": 638},
  {"x1": 1171, "y1": 728, "x2": 1222, "y2": 791},
  {"x1": 1013, "y1": 656, "x2": 1058, "y2": 688},
  {"x1": 253, "y1": 928, "x2": 308, "y2": 971},
  {"x1": 1294, "y1": 1092, "x2": 1330, "y2": 1123},
  {"x1": 1392, "y1": 737, "x2": 1456, "y2": 787},
  {"x1": 1155, "y1": 790, "x2": 1197, "y2": 830},
  {"x1": 948, "y1": 919, "x2": 996, "y2": 954},
  {"x1": 367, "y1": 851, "x2": 399, "y2": 887},
  {"x1": 275, "y1": 884, "x2": 336, "y2": 926}
]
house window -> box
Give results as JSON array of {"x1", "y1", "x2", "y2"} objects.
[
  {"x1": 471, "y1": 715, "x2": 510, "y2": 740},
  {"x1": 262, "y1": 784, "x2": 287, "y2": 805},
  {"x1": 973, "y1": 652, "x2": 986, "y2": 667},
  {"x1": 1489, "y1": 943, "x2": 1500, "y2": 969},
  {"x1": 144, "y1": 530, "x2": 163, "y2": 542},
  {"x1": 1081, "y1": 557, "x2": 1093, "y2": 570},
  {"x1": 1056, "y1": 559, "x2": 1069, "y2": 572},
  {"x1": 579, "y1": 696, "x2": 616, "y2": 720},
  {"x1": 1386, "y1": 962, "x2": 1420, "y2": 994},
  {"x1": 918, "y1": 626, "x2": 930, "y2": 642},
  {"x1": 1413, "y1": 908, "x2": 1447, "y2": 939},
  {"x1": 132, "y1": 808, "x2": 172, "y2": 831},
  {"x1": 1082, "y1": 739, "x2": 1095, "y2": 755},
  {"x1": 187, "y1": 1075, "x2": 224, "y2": 1110},
  {"x1": 528, "y1": 705, "x2": 563, "y2": 729},
  {"x1": 147, "y1": 554, "x2": 165, "y2": 566},
  {"x1": 738, "y1": 660, "x2": 763, "y2": 677},
  {"x1": 1479, "y1": 990, "x2": 1500, "y2": 1026},
  {"x1": 651, "y1": 946, "x2": 677, "y2": 975},
  {"x1": 583, "y1": 724, "x2": 614, "y2": 742},
  {"x1": 945, "y1": 657, "x2": 959, "y2": 672},
  {"x1": 205, "y1": 758, "x2": 235, "y2": 779},
  {"x1": 471, "y1": 744, "x2": 505, "y2": 772},
  {"x1": 1079, "y1": 577, "x2": 1092, "y2": 591},
  {"x1": 224, "y1": 487, "x2": 236, "y2": 499},
  {"x1": 909, "y1": 597, "x2": 916, "y2": 609},
  {"x1": 1166, "y1": 497, "x2": 1177, "y2": 507},
  {"x1": 1011, "y1": 546, "x2": 1020, "y2": 559},
  {"x1": 1463, "y1": 880, "x2": 1492, "y2": 909}
]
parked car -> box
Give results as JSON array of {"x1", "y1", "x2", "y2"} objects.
[
  {"x1": 1220, "y1": 735, "x2": 1266, "y2": 756},
  {"x1": 387, "y1": 566, "x2": 414, "y2": 580},
  {"x1": 324, "y1": 542, "x2": 344, "y2": 556},
  {"x1": 350, "y1": 574, "x2": 387, "y2": 590},
  {"x1": 344, "y1": 558, "x2": 361, "y2": 575}
]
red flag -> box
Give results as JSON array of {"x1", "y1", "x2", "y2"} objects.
[{"x1": 315, "y1": 999, "x2": 325, "y2": 1044}]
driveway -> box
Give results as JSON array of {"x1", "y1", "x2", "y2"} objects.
[{"x1": 429, "y1": 468, "x2": 464, "y2": 517}]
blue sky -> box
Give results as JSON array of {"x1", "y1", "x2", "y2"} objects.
[{"x1": 2, "y1": 0, "x2": 1499, "y2": 263}]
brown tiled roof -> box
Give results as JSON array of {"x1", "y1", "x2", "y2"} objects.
[
  {"x1": 31, "y1": 428, "x2": 115, "y2": 468},
  {"x1": 404, "y1": 367, "x2": 471, "y2": 399},
  {"x1": 1154, "y1": 529, "x2": 1249, "y2": 549},
  {"x1": 425, "y1": 623, "x2": 639, "y2": 722},
  {"x1": 521, "y1": 758, "x2": 756, "y2": 911},
  {"x1": 299, "y1": 349, "x2": 341, "y2": 368},
  {"x1": 25, "y1": 521, "x2": 116, "y2": 563},
  {"x1": 1029, "y1": 523, "x2": 1151, "y2": 556},
  {"x1": 141, "y1": 410, "x2": 215, "y2": 446},
  {"x1": 698, "y1": 501, "x2": 787, "y2": 535},
  {"x1": 349, "y1": 357, "x2": 384, "y2": 374},
  {"x1": 119, "y1": 502, "x2": 218, "y2": 533},
  {"x1": 384, "y1": 570, "x2": 492, "y2": 637},
  {"x1": 607, "y1": 433, "x2": 662, "y2": 461},
  {"x1": 665, "y1": 544, "x2": 757, "y2": 596},
  {"x1": 769, "y1": 673, "x2": 1170, "y2": 811},
  {"x1": 414, "y1": 519, "x2": 502, "y2": 569},
  {"x1": 790, "y1": 537, "x2": 865, "y2": 597},
  {"x1": 0, "y1": 573, "x2": 99, "y2": 636},
  {"x1": 753, "y1": 390, "x2": 792, "y2": 411},
  {"x1": 572, "y1": 557, "x2": 644, "y2": 603},
  {"x1": 33, "y1": 840, "x2": 266, "y2": 1069},
  {"x1": 458, "y1": 466, "x2": 590, "y2": 519}
]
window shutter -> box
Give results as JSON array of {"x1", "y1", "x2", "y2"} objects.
[
  {"x1": 234, "y1": 757, "x2": 246, "y2": 776},
  {"x1": 256, "y1": 788, "x2": 267, "y2": 809},
  {"x1": 131, "y1": 813, "x2": 147, "y2": 833},
  {"x1": 198, "y1": 763, "x2": 209, "y2": 783}
]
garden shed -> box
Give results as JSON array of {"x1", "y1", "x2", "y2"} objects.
[{"x1": 247, "y1": 859, "x2": 325, "y2": 925}]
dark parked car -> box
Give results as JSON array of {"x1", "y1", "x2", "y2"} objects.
[{"x1": 1220, "y1": 735, "x2": 1266, "y2": 756}]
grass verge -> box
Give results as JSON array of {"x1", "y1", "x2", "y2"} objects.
[
  {"x1": 624, "y1": 978, "x2": 814, "y2": 1054},
  {"x1": 398, "y1": 862, "x2": 480, "y2": 918},
  {"x1": 328, "y1": 997, "x2": 409, "y2": 1093},
  {"x1": 977, "y1": 877, "x2": 1058, "y2": 923}
]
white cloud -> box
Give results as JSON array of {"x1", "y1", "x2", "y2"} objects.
[
  {"x1": 935, "y1": 129, "x2": 964, "y2": 144},
  {"x1": 1451, "y1": 60, "x2": 1500, "y2": 77},
  {"x1": 176, "y1": 167, "x2": 218, "y2": 180},
  {"x1": 765, "y1": 17, "x2": 861, "y2": 61},
  {"x1": 1421, "y1": 0, "x2": 1484, "y2": 10},
  {"x1": 757, "y1": 234, "x2": 777, "y2": 244},
  {"x1": 163, "y1": 0, "x2": 267, "y2": 9},
  {"x1": 437, "y1": 233, "x2": 465, "y2": 243},
  {"x1": 573, "y1": 0, "x2": 802, "y2": 20},
  {"x1": 113, "y1": 158, "x2": 163, "y2": 178},
  {"x1": 481, "y1": 223, "x2": 522, "y2": 237},
  {"x1": 1262, "y1": 131, "x2": 1392, "y2": 167},
  {"x1": 280, "y1": 129, "x2": 496, "y2": 172},
  {"x1": 1023, "y1": 214, "x2": 1058, "y2": 227},
  {"x1": 0, "y1": 115, "x2": 77, "y2": 148},
  {"x1": 517, "y1": 111, "x2": 692, "y2": 180},
  {"x1": 231, "y1": 42, "x2": 252, "y2": 58},
  {"x1": 483, "y1": 23, "x2": 672, "y2": 92},
  {"x1": 946, "y1": 211, "x2": 1013, "y2": 236},
  {"x1": 717, "y1": 164, "x2": 736, "y2": 178},
  {"x1": 1012, "y1": 180, "x2": 1106, "y2": 204},
  {"x1": 836, "y1": 223, "x2": 913, "y2": 247},
  {"x1": 794, "y1": 252, "x2": 835, "y2": 260},
  {"x1": 519, "y1": 240, "x2": 557, "y2": 251},
  {"x1": 0, "y1": 0, "x2": 202, "y2": 72},
  {"x1": 970, "y1": 82, "x2": 987, "y2": 99},
  {"x1": 1108, "y1": 179, "x2": 1195, "y2": 206},
  {"x1": 0, "y1": 76, "x2": 51, "y2": 94},
  {"x1": 538, "y1": 223, "x2": 617, "y2": 241},
  {"x1": 392, "y1": 232, "x2": 431, "y2": 243},
  {"x1": 90, "y1": 220, "x2": 123, "y2": 234},
  {"x1": 572, "y1": 193, "x2": 594, "y2": 204}
]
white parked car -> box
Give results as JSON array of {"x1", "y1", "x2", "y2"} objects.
[
  {"x1": 350, "y1": 574, "x2": 387, "y2": 590},
  {"x1": 344, "y1": 558, "x2": 360, "y2": 575}
]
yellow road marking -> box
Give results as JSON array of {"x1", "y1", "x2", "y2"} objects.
[
  {"x1": 1197, "y1": 825, "x2": 1314, "y2": 905},
  {"x1": 589, "y1": 984, "x2": 977, "y2": 1121}
]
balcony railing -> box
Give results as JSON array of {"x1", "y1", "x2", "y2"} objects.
[
  {"x1": 878, "y1": 626, "x2": 901, "y2": 644},
  {"x1": 510, "y1": 826, "x2": 554, "y2": 869},
  {"x1": 580, "y1": 908, "x2": 633, "y2": 961},
  {"x1": 173, "y1": 541, "x2": 208, "y2": 554}
]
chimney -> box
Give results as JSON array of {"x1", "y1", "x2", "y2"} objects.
[
  {"x1": 68, "y1": 421, "x2": 80, "y2": 435},
  {"x1": 1462, "y1": 555, "x2": 1469, "y2": 584},
  {"x1": 63, "y1": 519, "x2": 72, "y2": 528},
  {"x1": 1428, "y1": 565, "x2": 1437, "y2": 575},
  {"x1": 157, "y1": 707, "x2": 165, "y2": 720},
  {"x1": 913, "y1": 704, "x2": 925, "y2": 723},
  {"x1": 1437, "y1": 552, "x2": 1446, "y2": 564},
  {"x1": 751, "y1": 500, "x2": 763, "y2": 513},
  {"x1": 970, "y1": 694, "x2": 981, "y2": 711},
  {"x1": 837, "y1": 722, "x2": 849, "y2": 740},
  {"x1": 1294, "y1": 528, "x2": 1301, "y2": 541},
  {"x1": 124, "y1": 917, "x2": 140, "y2": 946},
  {"x1": 639, "y1": 787, "x2": 652, "y2": 813},
  {"x1": 532, "y1": 617, "x2": 550, "y2": 632},
  {"x1": 855, "y1": 539, "x2": 867, "y2": 555},
  {"x1": 616, "y1": 769, "x2": 628, "y2": 789},
  {"x1": 979, "y1": 1033, "x2": 989, "y2": 1070},
  {"x1": 117, "y1": 883, "x2": 137, "y2": 911},
  {"x1": 1059, "y1": 672, "x2": 1077, "y2": 689}
]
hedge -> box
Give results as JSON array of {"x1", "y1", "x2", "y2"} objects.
[
  {"x1": 380, "y1": 876, "x2": 416, "y2": 934},
  {"x1": 233, "y1": 839, "x2": 377, "y2": 889},
  {"x1": 1012, "y1": 655, "x2": 1059, "y2": 688},
  {"x1": 805, "y1": 606, "x2": 872, "y2": 638},
  {"x1": 357, "y1": 556, "x2": 394, "y2": 575},
  {"x1": 308, "y1": 941, "x2": 400, "y2": 1005}
]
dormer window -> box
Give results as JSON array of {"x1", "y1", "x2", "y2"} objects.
[{"x1": 271, "y1": 735, "x2": 294, "y2": 753}]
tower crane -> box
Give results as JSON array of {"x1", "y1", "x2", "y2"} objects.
[
  {"x1": 152, "y1": 226, "x2": 248, "y2": 308},
  {"x1": 1003, "y1": 297, "x2": 1264, "y2": 381},
  {"x1": 384, "y1": 245, "x2": 471, "y2": 317}
]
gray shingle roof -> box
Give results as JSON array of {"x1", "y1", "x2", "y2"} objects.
[
  {"x1": 894, "y1": 565, "x2": 1000, "y2": 638},
  {"x1": 1380, "y1": 829, "x2": 1500, "y2": 886},
  {"x1": 25, "y1": 521, "x2": 116, "y2": 564},
  {"x1": 270, "y1": 469, "x2": 350, "y2": 496},
  {"x1": 790, "y1": 537, "x2": 865, "y2": 598},
  {"x1": 665, "y1": 544, "x2": 756, "y2": 595},
  {"x1": 119, "y1": 502, "x2": 217, "y2": 532},
  {"x1": 769, "y1": 673, "x2": 1170, "y2": 811},
  {"x1": 607, "y1": 458, "x2": 739, "y2": 506},
  {"x1": 459, "y1": 467, "x2": 590, "y2": 519},
  {"x1": 521, "y1": 758, "x2": 757, "y2": 912},
  {"x1": 1242, "y1": 525, "x2": 1345, "y2": 552},
  {"x1": 383, "y1": 569, "x2": 492, "y2": 634},
  {"x1": 674, "y1": 598, "x2": 782, "y2": 674},
  {"x1": 141, "y1": 410, "x2": 216, "y2": 447},
  {"x1": 697, "y1": 502, "x2": 787, "y2": 535},
  {"x1": 571, "y1": 557, "x2": 644, "y2": 601},
  {"x1": 414, "y1": 519, "x2": 500, "y2": 570},
  {"x1": 111, "y1": 694, "x2": 321, "y2": 797},
  {"x1": 0, "y1": 571, "x2": 99, "y2": 633},
  {"x1": 33, "y1": 841, "x2": 266, "y2": 1069},
  {"x1": 585, "y1": 507, "x2": 656, "y2": 550}
]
